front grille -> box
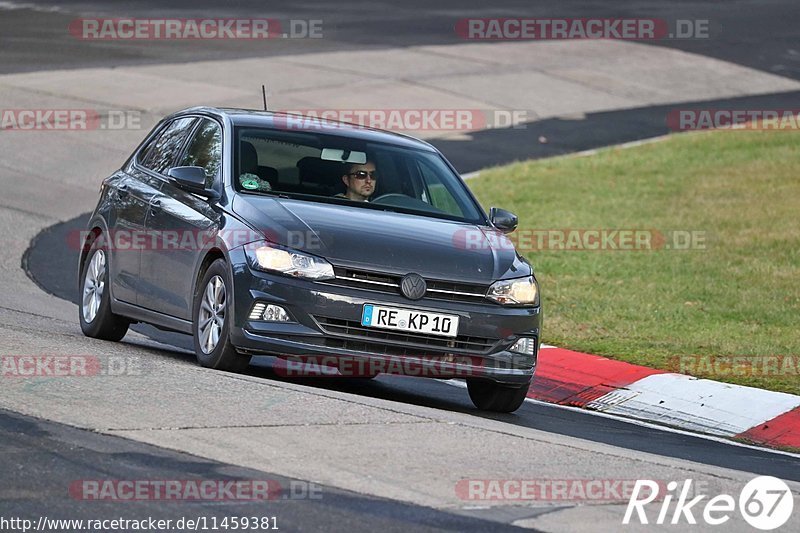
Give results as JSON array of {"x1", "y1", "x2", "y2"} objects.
[
  {"x1": 313, "y1": 315, "x2": 498, "y2": 354},
  {"x1": 320, "y1": 267, "x2": 490, "y2": 304}
]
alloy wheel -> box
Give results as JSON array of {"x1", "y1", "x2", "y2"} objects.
[
  {"x1": 82, "y1": 249, "x2": 106, "y2": 324},
  {"x1": 198, "y1": 275, "x2": 226, "y2": 354}
]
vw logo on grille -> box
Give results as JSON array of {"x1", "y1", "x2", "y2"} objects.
[{"x1": 400, "y1": 273, "x2": 427, "y2": 300}]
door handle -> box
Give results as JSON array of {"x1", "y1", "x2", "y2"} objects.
[
  {"x1": 117, "y1": 184, "x2": 129, "y2": 197},
  {"x1": 150, "y1": 198, "x2": 162, "y2": 216}
]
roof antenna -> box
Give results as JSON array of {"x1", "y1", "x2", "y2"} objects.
[{"x1": 261, "y1": 85, "x2": 268, "y2": 111}]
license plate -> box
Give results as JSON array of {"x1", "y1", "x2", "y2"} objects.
[{"x1": 361, "y1": 304, "x2": 459, "y2": 338}]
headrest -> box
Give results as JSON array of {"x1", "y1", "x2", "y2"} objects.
[
  {"x1": 296, "y1": 157, "x2": 345, "y2": 188},
  {"x1": 257, "y1": 165, "x2": 278, "y2": 183},
  {"x1": 240, "y1": 141, "x2": 259, "y2": 175}
]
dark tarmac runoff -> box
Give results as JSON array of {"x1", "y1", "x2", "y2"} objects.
[
  {"x1": 2, "y1": 0, "x2": 799, "y2": 81},
  {"x1": 0, "y1": 409, "x2": 527, "y2": 532},
  {"x1": 2, "y1": 1, "x2": 798, "y2": 173}
]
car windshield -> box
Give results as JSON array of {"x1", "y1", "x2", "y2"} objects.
[{"x1": 232, "y1": 126, "x2": 485, "y2": 224}]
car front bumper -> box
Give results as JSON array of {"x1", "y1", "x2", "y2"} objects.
[{"x1": 227, "y1": 248, "x2": 541, "y2": 386}]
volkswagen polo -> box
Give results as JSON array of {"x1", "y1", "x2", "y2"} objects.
[{"x1": 78, "y1": 107, "x2": 541, "y2": 412}]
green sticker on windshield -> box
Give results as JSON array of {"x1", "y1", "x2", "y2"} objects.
[{"x1": 241, "y1": 177, "x2": 260, "y2": 190}]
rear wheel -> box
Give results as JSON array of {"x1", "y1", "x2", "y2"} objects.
[
  {"x1": 78, "y1": 238, "x2": 129, "y2": 341},
  {"x1": 467, "y1": 378, "x2": 530, "y2": 413},
  {"x1": 192, "y1": 259, "x2": 251, "y2": 372}
]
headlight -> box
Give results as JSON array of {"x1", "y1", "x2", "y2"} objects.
[
  {"x1": 487, "y1": 276, "x2": 539, "y2": 306},
  {"x1": 245, "y1": 242, "x2": 334, "y2": 280}
]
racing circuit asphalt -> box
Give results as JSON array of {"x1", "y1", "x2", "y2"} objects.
[
  {"x1": 4, "y1": 0, "x2": 800, "y2": 530},
  {"x1": 2, "y1": 0, "x2": 800, "y2": 173}
]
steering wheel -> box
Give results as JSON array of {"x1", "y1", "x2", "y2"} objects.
[
  {"x1": 370, "y1": 193, "x2": 449, "y2": 216},
  {"x1": 370, "y1": 193, "x2": 410, "y2": 203}
]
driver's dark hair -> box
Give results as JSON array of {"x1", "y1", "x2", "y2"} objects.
[{"x1": 344, "y1": 160, "x2": 375, "y2": 175}]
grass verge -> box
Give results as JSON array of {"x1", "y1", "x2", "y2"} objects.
[{"x1": 468, "y1": 130, "x2": 800, "y2": 395}]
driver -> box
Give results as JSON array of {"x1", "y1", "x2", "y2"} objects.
[{"x1": 337, "y1": 161, "x2": 377, "y2": 202}]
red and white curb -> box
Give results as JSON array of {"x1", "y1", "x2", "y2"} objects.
[{"x1": 530, "y1": 345, "x2": 800, "y2": 450}]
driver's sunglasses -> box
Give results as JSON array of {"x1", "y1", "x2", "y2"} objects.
[{"x1": 348, "y1": 170, "x2": 378, "y2": 180}]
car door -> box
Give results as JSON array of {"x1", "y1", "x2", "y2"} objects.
[
  {"x1": 105, "y1": 170, "x2": 149, "y2": 306},
  {"x1": 119, "y1": 116, "x2": 197, "y2": 312},
  {"x1": 139, "y1": 117, "x2": 223, "y2": 320},
  {"x1": 107, "y1": 117, "x2": 194, "y2": 305}
]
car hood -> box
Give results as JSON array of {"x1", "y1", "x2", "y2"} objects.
[{"x1": 232, "y1": 195, "x2": 530, "y2": 284}]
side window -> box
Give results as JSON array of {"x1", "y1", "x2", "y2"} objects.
[
  {"x1": 417, "y1": 160, "x2": 464, "y2": 217},
  {"x1": 136, "y1": 129, "x2": 159, "y2": 165},
  {"x1": 140, "y1": 117, "x2": 196, "y2": 174},
  {"x1": 180, "y1": 118, "x2": 222, "y2": 188}
]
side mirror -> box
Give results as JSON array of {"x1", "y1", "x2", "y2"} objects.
[
  {"x1": 167, "y1": 166, "x2": 218, "y2": 199},
  {"x1": 489, "y1": 207, "x2": 518, "y2": 234}
]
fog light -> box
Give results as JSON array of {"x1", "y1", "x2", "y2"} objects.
[
  {"x1": 263, "y1": 304, "x2": 291, "y2": 321},
  {"x1": 510, "y1": 337, "x2": 537, "y2": 356},
  {"x1": 249, "y1": 303, "x2": 292, "y2": 322}
]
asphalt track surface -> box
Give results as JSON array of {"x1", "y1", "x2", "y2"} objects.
[
  {"x1": 3, "y1": 1, "x2": 800, "y2": 173},
  {"x1": 2, "y1": 0, "x2": 799, "y2": 80},
  {"x1": 25, "y1": 208, "x2": 800, "y2": 481},
  {"x1": 0, "y1": 0, "x2": 800, "y2": 172},
  {"x1": 5, "y1": 0, "x2": 800, "y2": 531},
  {"x1": 0, "y1": 409, "x2": 524, "y2": 532}
]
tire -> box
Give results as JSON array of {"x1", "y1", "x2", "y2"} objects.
[
  {"x1": 78, "y1": 237, "x2": 130, "y2": 341},
  {"x1": 467, "y1": 378, "x2": 530, "y2": 413},
  {"x1": 192, "y1": 259, "x2": 251, "y2": 372}
]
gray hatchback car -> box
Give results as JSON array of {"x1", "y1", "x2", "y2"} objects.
[{"x1": 78, "y1": 107, "x2": 541, "y2": 412}]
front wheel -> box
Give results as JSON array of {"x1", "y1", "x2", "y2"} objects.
[
  {"x1": 78, "y1": 238, "x2": 129, "y2": 341},
  {"x1": 192, "y1": 259, "x2": 251, "y2": 373},
  {"x1": 467, "y1": 378, "x2": 530, "y2": 413}
]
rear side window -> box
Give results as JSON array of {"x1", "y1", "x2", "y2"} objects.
[
  {"x1": 180, "y1": 118, "x2": 222, "y2": 187},
  {"x1": 140, "y1": 117, "x2": 196, "y2": 174}
]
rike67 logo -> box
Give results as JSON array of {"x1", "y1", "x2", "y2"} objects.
[{"x1": 624, "y1": 476, "x2": 794, "y2": 530}]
